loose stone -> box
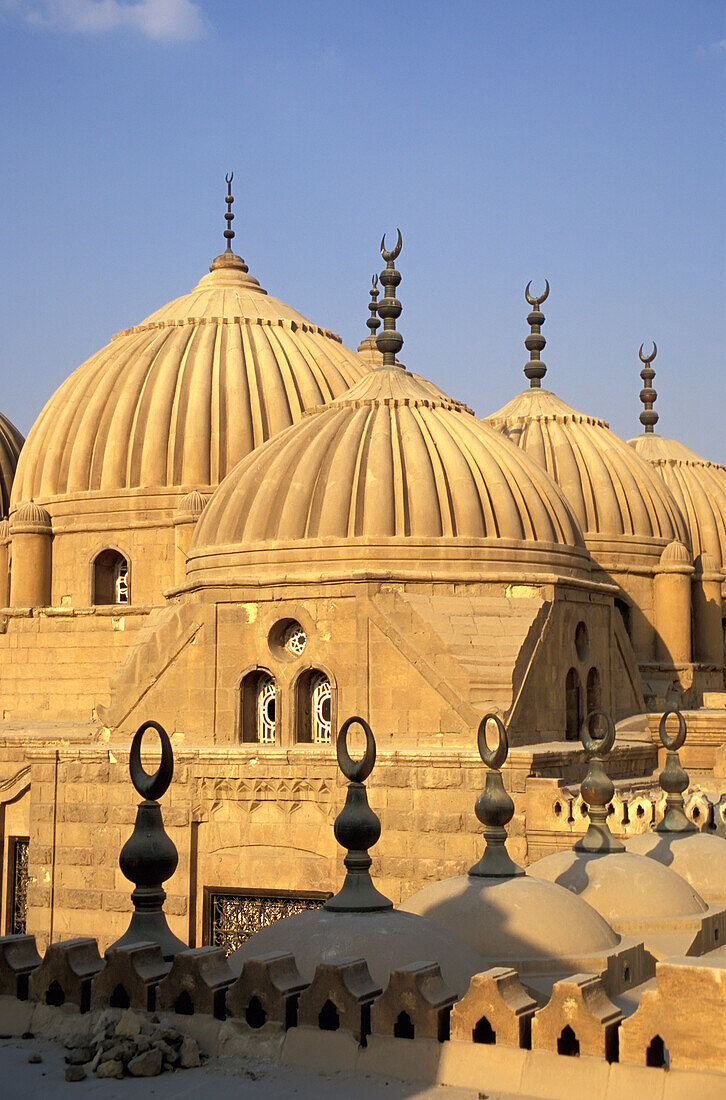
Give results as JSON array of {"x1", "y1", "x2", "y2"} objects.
[
  {"x1": 128, "y1": 1047, "x2": 163, "y2": 1077},
  {"x1": 65, "y1": 1066, "x2": 87, "y2": 1082}
]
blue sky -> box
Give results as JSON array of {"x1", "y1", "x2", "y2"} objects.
[{"x1": 1, "y1": 1, "x2": 724, "y2": 457}]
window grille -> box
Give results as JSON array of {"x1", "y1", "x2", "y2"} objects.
[
  {"x1": 205, "y1": 888, "x2": 327, "y2": 955},
  {"x1": 311, "y1": 673, "x2": 332, "y2": 743},
  {"x1": 282, "y1": 622, "x2": 306, "y2": 656},
  {"x1": 114, "y1": 559, "x2": 129, "y2": 604},
  {"x1": 256, "y1": 676, "x2": 276, "y2": 743},
  {"x1": 8, "y1": 836, "x2": 29, "y2": 935}
]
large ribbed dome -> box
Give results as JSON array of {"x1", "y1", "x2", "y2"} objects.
[
  {"x1": 488, "y1": 388, "x2": 689, "y2": 545},
  {"x1": 187, "y1": 365, "x2": 592, "y2": 587},
  {"x1": 11, "y1": 251, "x2": 370, "y2": 505},
  {"x1": 0, "y1": 411, "x2": 24, "y2": 516},
  {"x1": 629, "y1": 432, "x2": 726, "y2": 572}
]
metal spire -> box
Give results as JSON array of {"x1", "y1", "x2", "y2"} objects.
[
  {"x1": 655, "y1": 710, "x2": 696, "y2": 834},
  {"x1": 367, "y1": 274, "x2": 381, "y2": 341},
  {"x1": 523, "y1": 280, "x2": 549, "y2": 388},
  {"x1": 224, "y1": 172, "x2": 235, "y2": 251},
  {"x1": 109, "y1": 720, "x2": 187, "y2": 960},
  {"x1": 638, "y1": 342, "x2": 658, "y2": 433},
  {"x1": 324, "y1": 717, "x2": 393, "y2": 913},
  {"x1": 468, "y1": 715, "x2": 524, "y2": 878},
  {"x1": 574, "y1": 710, "x2": 625, "y2": 854},
  {"x1": 376, "y1": 230, "x2": 404, "y2": 369},
  {"x1": 210, "y1": 172, "x2": 250, "y2": 274}
]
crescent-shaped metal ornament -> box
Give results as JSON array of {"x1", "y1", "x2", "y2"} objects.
[
  {"x1": 580, "y1": 709, "x2": 616, "y2": 758},
  {"x1": 659, "y1": 708, "x2": 687, "y2": 752},
  {"x1": 380, "y1": 228, "x2": 403, "y2": 262},
  {"x1": 225, "y1": 171, "x2": 233, "y2": 186},
  {"x1": 371, "y1": 273, "x2": 378, "y2": 289},
  {"x1": 638, "y1": 341, "x2": 657, "y2": 364},
  {"x1": 477, "y1": 713, "x2": 508, "y2": 771},
  {"x1": 525, "y1": 279, "x2": 550, "y2": 307}
]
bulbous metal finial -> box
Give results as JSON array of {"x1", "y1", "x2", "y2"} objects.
[
  {"x1": 376, "y1": 230, "x2": 404, "y2": 369},
  {"x1": 224, "y1": 171, "x2": 235, "y2": 251},
  {"x1": 638, "y1": 341, "x2": 659, "y2": 434},
  {"x1": 468, "y1": 715, "x2": 525, "y2": 878},
  {"x1": 523, "y1": 280, "x2": 549, "y2": 388},
  {"x1": 574, "y1": 710, "x2": 625, "y2": 854},
  {"x1": 324, "y1": 717, "x2": 393, "y2": 913},
  {"x1": 108, "y1": 720, "x2": 187, "y2": 960},
  {"x1": 655, "y1": 709, "x2": 697, "y2": 834},
  {"x1": 366, "y1": 274, "x2": 381, "y2": 339}
]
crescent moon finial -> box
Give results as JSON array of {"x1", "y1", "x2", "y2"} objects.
[
  {"x1": 525, "y1": 279, "x2": 550, "y2": 308},
  {"x1": 380, "y1": 228, "x2": 403, "y2": 262},
  {"x1": 638, "y1": 341, "x2": 657, "y2": 364}
]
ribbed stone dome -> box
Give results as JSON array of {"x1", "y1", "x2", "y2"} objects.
[
  {"x1": 11, "y1": 253, "x2": 371, "y2": 505},
  {"x1": 188, "y1": 366, "x2": 592, "y2": 587},
  {"x1": 487, "y1": 389, "x2": 688, "y2": 545},
  {"x1": 0, "y1": 412, "x2": 24, "y2": 516},
  {"x1": 629, "y1": 432, "x2": 726, "y2": 573},
  {"x1": 10, "y1": 500, "x2": 51, "y2": 531}
]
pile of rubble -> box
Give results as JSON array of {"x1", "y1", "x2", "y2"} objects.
[{"x1": 61, "y1": 1008, "x2": 202, "y2": 1082}]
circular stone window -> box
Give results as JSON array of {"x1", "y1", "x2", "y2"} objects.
[
  {"x1": 574, "y1": 621, "x2": 589, "y2": 662},
  {"x1": 269, "y1": 618, "x2": 307, "y2": 660}
]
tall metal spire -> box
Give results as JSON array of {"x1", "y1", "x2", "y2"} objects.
[
  {"x1": 324, "y1": 717, "x2": 393, "y2": 913},
  {"x1": 574, "y1": 710, "x2": 625, "y2": 854},
  {"x1": 376, "y1": 230, "x2": 404, "y2": 369},
  {"x1": 468, "y1": 715, "x2": 524, "y2": 878},
  {"x1": 210, "y1": 172, "x2": 250, "y2": 274},
  {"x1": 638, "y1": 342, "x2": 658, "y2": 434},
  {"x1": 223, "y1": 172, "x2": 235, "y2": 252},
  {"x1": 523, "y1": 280, "x2": 549, "y2": 388},
  {"x1": 367, "y1": 274, "x2": 381, "y2": 341}
]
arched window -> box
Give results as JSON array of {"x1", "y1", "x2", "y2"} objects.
[
  {"x1": 93, "y1": 549, "x2": 129, "y2": 605},
  {"x1": 240, "y1": 670, "x2": 277, "y2": 744},
  {"x1": 586, "y1": 666, "x2": 601, "y2": 712},
  {"x1": 295, "y1": 670, "x2": 332, "y2": 744},
  {"x1": 565, "y1": 668, "x2": 582, "y2": 741}
]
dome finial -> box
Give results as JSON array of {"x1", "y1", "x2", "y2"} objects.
[
  {"x1": 574, "y1": 710, "x2": 625, "y2": 854},
  {"x1": 468, "y1": 715, "x2": 525, "y2": 878},
  {"x1": 224, "y1": 171, "x2": 235, "y2": 252},
  {"x1": 638, "y1": 342, "x2": 658, "y2": 434},
  {"x1": 324, "y1": 717, "x2": 393, "y2": 913},
  {"x1": 655, "y1": 710, "x2": 697, "y2": 834},
  {"x1": 209, "y1": 172, "x2": 249, "y2": 274},
  {"x1": 376, "y1": 230, "x2": 404, "y2": 369},
  {"x1": 523, "y1": 280, "x2": 549, "y2": 388},
  {"x1": 366, "y1": 274, "x2": 380, "y2": 340}
]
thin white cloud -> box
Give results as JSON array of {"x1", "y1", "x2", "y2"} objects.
[{"x1": 6, "y1": 0, "x2": 207, "y2": 41}]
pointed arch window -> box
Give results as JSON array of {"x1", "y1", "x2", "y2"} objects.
[
  {"x1": 239, "y1": 670, "x2": 277, "y2": 744},
  {"x1": 295, "y1": 669, "x2": 333, "y2": 744},
  {"x1": 93, "y1": 549, "x2": 129, "y2": 605}
]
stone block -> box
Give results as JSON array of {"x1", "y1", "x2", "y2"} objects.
[
  {"x1": 370, "y1": 962, "x2": 456, "y2": 1042},
  {"x1": 450, "y1": 966, "x2": 537, "y2": 1048},
  {"x1": 226, "y1": 951, "x2": 308, "y2": 1031},
  {"x1": 297, "y1": 959, "x2": 382, "y2": 1044},
  {"x1": 90, "y1": 942, "x2": 170, "y2": 1012},
  {"x1": 531, "y1": 973, "x2": 621, "y2": 1062},
  {"x1": 156, "y1": 946, "x2": 235, "y2": 1020},
  {"x1": 28, "y1": 937, "x2": 104, "y2": 1013},
  {"x1": 619, "y1": 956, "x2": 726, "y2": 1073},
  {"x1": 0, "y1": 934, "x2": 42, "y2": 999}
]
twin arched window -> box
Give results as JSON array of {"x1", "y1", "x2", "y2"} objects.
[{"x1": 239, "y1": 668, "x2": 332, "y2": 745}]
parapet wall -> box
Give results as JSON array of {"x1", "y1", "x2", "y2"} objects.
[{"x1": 0, "y1": 934, "x2": 724, "y2": 1093}]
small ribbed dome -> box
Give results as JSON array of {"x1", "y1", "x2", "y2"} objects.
[
  {"x1": 0, "y1": 412, "x2": 24, "y2": 516},
  {"x1": 188, "y1": 366, "x2": 592, "y2": 587},
  {"x1": 488, "y1": 389, "x2": 689, "y2": 544},
  {"x1": 176, "y1": 489, "x2": 209, "y2": 517},
  {"x1": 11, "y1": 254, "x2": 370, "y2": 505},
  {"x1": 11, "y1": 500, "x2": 52, "y2": 531},
  {"x1": 630, "y1": 433, "x2": 726, "y2": 573},
  {"x1": 659, "y1": 539, "x2": 692, "y2": 566}
]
